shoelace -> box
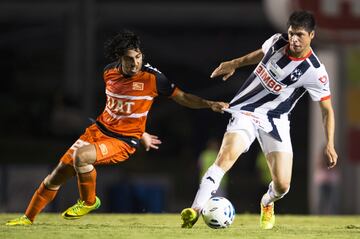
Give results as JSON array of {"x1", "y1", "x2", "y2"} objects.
[
  {"x1": 71, "y1": 200, "x2": 85, "y2": 213},
  {"x1": 263, "y1": 205, "x2": 273, "y2": 221}
]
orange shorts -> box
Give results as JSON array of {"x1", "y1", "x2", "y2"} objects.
[{"x1": 60, "y1": 124, "x2": 137, "y2": 166}]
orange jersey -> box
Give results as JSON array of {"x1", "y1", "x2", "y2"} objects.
[{"x1": 96, "y1": 62, "x2": 177, "y2": 139}]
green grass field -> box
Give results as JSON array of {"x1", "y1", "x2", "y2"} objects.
[{"x1": 1, "y1": 213, "x2": 359, "y2": 239}]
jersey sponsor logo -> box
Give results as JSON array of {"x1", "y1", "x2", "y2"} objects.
[
  {"x1": 106, "y1": 95, "x2": 135, "y2": 114},
  {"x1": 255, "y1": 64, "x2": 286, "y2": 94},
  {"x1": 132, "y1": 82, "x2": 144, "y2": 91},
  {"x1": 105, "y1": 109, "x2": 149, "y2": 119}
]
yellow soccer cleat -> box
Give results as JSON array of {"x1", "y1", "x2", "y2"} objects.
[
  {"x1": 260, "y1": 202, "x2": 275, "y2": 229},
  {"x1": 62, "y1": 196, "x2": 101, "y2": 220},
  {"x1": 180, "y1": 208, "x2": 199, "y2": 228},
  {"x1": 5, "y1": 215, "x2": 32, "y2": 226}
]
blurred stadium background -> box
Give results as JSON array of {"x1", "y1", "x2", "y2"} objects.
[{"x1": 0, "y1": 0, "x2": 359, "y2": 215}]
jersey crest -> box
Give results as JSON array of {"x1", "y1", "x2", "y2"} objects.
[
  {"x1": 290, "y1": 68, "x2": 303, "y2": 82},
  {"x1": 132, "y1": 82, "x2": 144, "y2": 91}
]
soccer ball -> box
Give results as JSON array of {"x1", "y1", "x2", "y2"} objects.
[{"x1": 201, "y1": 197, "x2": 235, "y2": 229}]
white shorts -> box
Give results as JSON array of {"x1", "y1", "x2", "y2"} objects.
[{"x1": 226, "y1": 111, "x2": 293, "y2": 155}]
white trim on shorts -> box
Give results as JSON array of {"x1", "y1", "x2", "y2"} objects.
[{"x1": 226, "y1": 111, "x2": 293, "y2": 155}]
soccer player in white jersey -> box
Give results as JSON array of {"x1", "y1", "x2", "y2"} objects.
[{"x1": 181, "y1": 10, "x2": 338, "y2": 229}]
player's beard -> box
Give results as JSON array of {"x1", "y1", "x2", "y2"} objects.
[{"x1": 124, "y1": 63, "x2": 142, "y2": 76}]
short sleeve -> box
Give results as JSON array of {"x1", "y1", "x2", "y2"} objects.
[
  {"x1": 155, "y1": 71, "x2": 177, "y2": 96},
  {"x1": 304, "y1": 65, "x2": 331, "y2": 101},
  {"x1": 262, "y1": 33, "x2": 282, "y2": 54},
  {"x1": 143, "y1": 63, "x2": 176, "y2": 96}
]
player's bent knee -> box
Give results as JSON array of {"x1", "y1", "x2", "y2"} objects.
[
  {"x1": 74, "y1": 148, "x2": 91, "y2": 167},
  {"x1": 74, "y1": 145, "x2": 96, "y2": 167},
  {"x1": 73, "y1": 151, "x2": 94, "y2": 173},
  {"x1": 73, "y1": 158, "x2": 94, "y2": 173}
]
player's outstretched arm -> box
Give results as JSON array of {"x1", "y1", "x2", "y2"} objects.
[
  {"x1": 170, "y1": 89, "x2": 229, "y2": 113},
  {"x1": 319, "y1": 99, "x2": 338, "y2": 169},
  {"x1": 210, "y1": 49, "x2": 264, "y2": 81},
  {"x1": 141, "y1": 132, "x2": 162, "y2": 151}
]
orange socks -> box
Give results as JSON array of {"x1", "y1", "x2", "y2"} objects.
[
  {"x1": 77, "y1": 169, "x2": 97, "y2": 205},
  {"x1": 23, "y1": 169, "x2": 96, "y2": 221},
  {"x1": 25, "y1": 183, "x2": 58, "y2": 222}
]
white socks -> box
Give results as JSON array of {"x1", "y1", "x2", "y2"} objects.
[
  {"x1": 191, "y1": 164, "x2": 225, "y2": 209},
  {"x1": 261, "y1": 181, "x2": 289, "y2": 206}
]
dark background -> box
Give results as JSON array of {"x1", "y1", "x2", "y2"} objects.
[{"x1": 0, "y1": 0, "x2": 310, "y2": 213}]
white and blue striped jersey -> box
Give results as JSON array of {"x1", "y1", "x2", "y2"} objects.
[{"x1": 226, "y1": 33, "x2": 331, "y2": 141}]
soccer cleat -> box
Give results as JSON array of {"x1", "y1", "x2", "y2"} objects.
[
  {"x1": 180, "y1": 208, "x2": 199, "y2": 228},
  {"x1": 62, "y1": 196, "x2": 101, "y2": 220},
  {"x1": 260, "y1": 202, "x2": 275, "y2": 229},
  {"x1": 5, "y1": 215, "x2": 32, "y2": 226}
]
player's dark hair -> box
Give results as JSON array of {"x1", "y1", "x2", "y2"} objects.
[
  {"x1": 104, "y1": 30, "x2": 142, "y2": 61},
  {"x1": 287, "y1": 10, "x2": 316, "y2": 33}
]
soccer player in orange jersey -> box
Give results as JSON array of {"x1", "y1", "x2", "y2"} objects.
[{"x1": 6, "y1": 30, "x2": 229, "y2": 225}]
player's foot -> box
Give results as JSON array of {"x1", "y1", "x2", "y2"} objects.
[
  {"x1": 5, "y1": 215, "x2": 32, "y2": 226},
  {"x1": 181, "y1": 208, "x2": 199, "y2": 228},
  {"x1": 260, "y1": 202, "x2": 275, "y2": 229},
  {"x1": 62, "y1": 196, "x2": 101, "y2": 220}
]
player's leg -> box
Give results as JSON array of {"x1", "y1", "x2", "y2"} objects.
[
  {"x1": 181, "y1": 131, "x2": 250, "y2": 228},
  {"x1": 258, "y1": 120, "x2": 293, "y2": 229},
  {"x1": 61, "y1": 144, "x2": 101, "y2": 219},
  {"x1": 74, "y1": 144, "x2": 98, "y2": 205},
  {"x1": 260, "y1": 151, "x2": 292, "y2": 229},
  {"x1": 181, "y1": 113, "x2": 255, "y2": 228},
  {"x1": 192, "y1": 132, "x2": 249, "y2": 209},
  {"x1": 62, "y1": 126, "x2": 137, "y2": 219},
  {"x1": 60, "y1": 125, "x2": 104, "y2": 219},
  {"x1": 6, "y1": 162, "x2": 76, "y2": 225},
  {"x1": 262, "y1": 151, "x2": 293, "y2": 206}
]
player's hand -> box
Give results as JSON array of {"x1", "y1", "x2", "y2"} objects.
[
  {"x1": 141, "y1": 132, "x2": 162, "y2": 151},
  {"x1": 324, "y1": 144, "x2": 338, "y2": 169},
  {"x1": 210, "y1": 61, "x2": 236, "y2": 81},
  {"x1": 209, "y1": 101, "x2": 229, "y2": 114}
]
